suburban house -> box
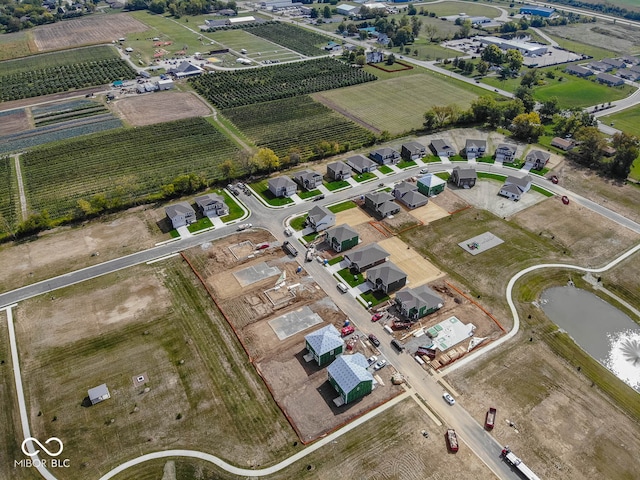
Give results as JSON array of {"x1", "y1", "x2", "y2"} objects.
[
  {"x1": 165, "y1": 201, "x2": 196, "y2": 228},
  {"x1": 417, "y1": 174, "x2": 446, "y2": 196},
  {"x1": 499, "y1": 175, "x2": 532, "y2": 201},
  {"x1": 326, "y1": 224, "x2": 359, "y2": 252},
  {"x1": 430, "y1": 139, "x2": 456, "y2": 157},
  {"x1": 293, "y1": 169, "x2": 323, "y2": 190},
  {"x1": 565, "y1": 65, "x2": 593, "y2": 77},
  {"x1": 619, "y1": 67, "x2": 640, "y2": 81},
  {"x1": 524, "y1": 150, "x2": 551, "y2": 170},
  {"x1": 395, "y1": 285, "x2": 444, "y2": 320},
  {"x1": 326, "y1": 161, "x2": 352, "y2": 181},
  {"x1": 88, "y1": 384, "x2": 111, "y2": 405},
  {"x1": 392, "y1": 182, "x2": 429, "y2": 209},
  {"x1": 194, "y1": 193, "x2": 228, "y2": 217},
  {"x1": 370, "y1": 147, "x2": 400, "y2": 165},
  {"x1": 596, "y1": 72, "x2": 624, "y2": 86},
  {"x1": 305, "y1": 324, "x2": 344, "y2": 367},
  {"x1": 346, "y1": 154, "x2": 377, "y2": 174},
  {"x1": 364, "y1": 191, "x2": 401, "y2": 218},
  {"x1": 305, "y1": 205, "x2": 335, "y2": 232},
  {"x1": 344, "y1": 244, "x2": 389, "y2": 272},
  {"x1": 327, "y1": 353, "x2": 374, "y2": 406},
  {"x1": 551, "y1": 137, "x2": 575, "y2": 151},
  {"x1": 602, "y1": 58, "x2": 626, "y2": 69},
  {"x1": 268, "y1": 176, "x2": 297, "y2": 197},
  {"x1": 494, "y1": 143, "x2": 517, "y2": 162},
  {"x1": 450, "y1": 166, "x2": 477, "y2": 188},
  {"x1": 366, "y1": 261, "x2": 407, "y2": 294},
  {"x1": 465, "y1": 139, "x2": 487, "y2": 159},
  {"x1": 622, "y1": 55, "x2": 639, "y2": 66},
  {"x1": 588, "y1": 61, "x2": 613, "y2": 72},
  {"x1": 401, "y1": 141, "x2": 427, "y2": 161}
]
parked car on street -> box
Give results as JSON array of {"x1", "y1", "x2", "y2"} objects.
[
  {"x1": 341, "y1": 325, "x2": 355, "y2": 337},
  {"x1": 368, "y1": 334, "x2": 380, "y2": 347},
  {"x1": 373, "y1": 359, "x2": 387, "y2": 371},
  {"x1": 367, "y1": 355, "x2": 378, "y2": 365},
  {"x1": 371, "y1": 313, "x2": 384, "y2": 322}
]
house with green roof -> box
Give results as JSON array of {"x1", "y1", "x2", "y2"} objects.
[
  {"x1": 327, "y1": 353, "x2": 374, "y2": 405},
  {"x1": 305, "y1": 324, "x2": 344, "y2": 367}
]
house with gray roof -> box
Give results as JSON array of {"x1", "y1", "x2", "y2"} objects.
[
  {"x1": 401, "y1": 141, "x2": 426, "y2": 161},
  {"x1": 327, "y1": 161, "x2": 352, "y2": 181},
  {"x1": 344, "y1": 243, "x2": 389, "y2": 272},
  {"x1": 305, "y1": 324, "x2": 344, "y2": 367},
  {"x1": 395, "y1": 285, "x2": 444, "y2": 320},
  {"x1": 366, "y1": 261, "x2": 407, "y2": 294},
  {"x1": 619, "y1": 66, "x2": 640, "y2": 81},
  {"x1": 450, "y1": 166, "x2": 477, "y2": 188},
  {"x1": 169, "y1": 61, "x2": 203, "y2": 78},
  {"x1": 551, "y1": 137, "x2": 575, "y2": 151},
  {"x1": 364, "y1": 191, "x2": 400, "y2": 218},
  {"x1": 430, "y1": 139, "x2": 456, "y2": 157},
  {"x1": 326, "y1": 224, "x2": 359, "y2": 252},
  {"x1": 304, "y1": 205, "x2": 335, "y2": 232},
  {"x1": 370, "y1": 147, "x2": 400, "y2": 165},
  {"x1": 499, "y1": 175, "x2": 532, "y2": 201},
  {"x1": 494, "y1": 143, "x2": 517, "y2": 162},
  {"x1": 346, "y1": 154, "x2": 377, "y2": 173},
  {"x1": 328, "y1": 353, "x2": 373, "y2": 405},
  {"x1": 293, "y1": 169, "x2": 323, "y2": 190},
  {"x1": 596, "y1": 72, "x2": 624, "y2": 86},
  {"x1": 601, "y1": 58, "x2": 626, "y2": 69},
  {"x1": 165, "y1": 201, "x2": 196, "y2": 228},
  {"x1": 88, "y1": 384, "x2": 111, "y2": 405},
  {"x1": 524, "y1": 150, "x2": 550, "y2": 170},
  {"x1": 565, "y1": 65, "x2": 593, "y2": 78},
  {"x1": 588, "y1": 61, "x2": 612, "y2": 72},
  {"x1": 392, "y1": 182, "x2": 428, "y2": 209},
  {"x1": 194, "y1": 193, "x2": 228, "y2": 217},
  {"x1": 465, "y1": 139, "x2": 486, "y2": 159},
  {"x1": 268, "y1": 176, "x2": 297, "y2": 197},
  {"x1": 622, "y1": 55, "x2": 639, "y2": 66},
  {"x1": 417, "y1": 174, "x2": 446, "y2": 196}
]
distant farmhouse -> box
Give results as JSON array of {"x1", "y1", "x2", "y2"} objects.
[
  {"x1": 499, "y1": 175, "x2": 532, "y2": 201},
  {"x1": 327, "y1": 353, "x2": 374, "y2": 406},
  {"x1": 88, "y1": 384, "x2": 111, "y2": 405},
  {"x1": 551, "y1": 137, "x2": 575, "y2": 151},
  {"x1": 326, "y1": 224, "x2": 359, "y2": 252},
  {"x1": 366, "y1": 51, "x2": 384, "y2": 63},
  {"x1": 305, "y1": 324, "x2": 344, "y2": 367}
]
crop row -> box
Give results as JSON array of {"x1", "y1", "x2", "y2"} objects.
[
  {"x1": 0, "y1": 156, "x2": 18, "y2": 230},
  {"x1": 0, "y1": 59, "x2": 136, "y2": 102},
  {"x1": 223, "y1": 96, "x2": 374, "y2": 159},
  {"x1": 190, "y1": 57, "x2": 376, "y2": 109},
  {"x1": 0, "y1": 115, "x2": 123, "y2": 155},
  {"x1": 34, "y1": 107, "x2": 110, "y2": 127},
  {"x1": 21, "y1": 118, "x2": 241, "y2": 219},
  {"x1": 32, "y1": 100, "x2": 103, "y2": 118},
  {"x1": 0, "y1": 46, "x2": 120, "y2": 76},
  {"x1": 241, "y1": 22, "x2": 331, "y2": 57}
]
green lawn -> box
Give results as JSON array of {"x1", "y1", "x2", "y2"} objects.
[
  {"x1": 478, "y1": 172, "x2": 506, "y2": 181},
  {"x1": 531, "y1": 185, "x2": 554, "y2": 197},
  {"x1": 187, "y1": 216, "x2": 213, "y2": 233},
  {"x1": 600, "y1": 106, "x2": 640, "y2": 137},
  {"x1": 478, "y1": 156, "x2": 494, "y2": 164},
  {"x1": 290, "y1": 214, "x2": 307, "y2": 231},
  {"x1": 313, "y1": 73, "x2": 487, "y2": 135},
  {"x1": 303, "y1": 232, "x2": 318, "y2": 242},
  {"x1": 0, "y1": 30, "x2": 35, "y2": 61},
  {"x1": 207, "y1": 29, "x2": 300, "y2": 63},
  {"x1": 541, "y1": 31, "x2": 619, "y2": 60},
  {"x1": 436, "y1": 172, "x2": 450, "y2": 181},
  {"x1": 360, "y1": 289, "x2": 390, "y2": 307},
  {"x1": 337, "y1": 267, "x2": 365, "y2": 287},
  {"x1": 418, "y1": 1, "x2": 501, "y2": 17},
  {"x1": 397, "y1": 160, "x2": 417, "y2": 169},
  {"x1": 298, "y1": 189, "x2": 322, "y2": 199},
  {"x1": 328, "y1": 200, "x2": 357, "y2": 213},
  {"x1": 353, "y1": 172, "x2": 377, "y2": 183},
  {"x1": 327, "y1": 255, "x2": 343, "y2": 266},
  {"x1": 378, "y1": 165, "x2": 393, "y2": 175},
  {"x1": 424, "y1": 155, "x2": 442, "y2": 163},
  {"x1": 325, "y1": 179, "x2": 351, "y2": 191},
  {"x1": 503, "y1": 160, "x2": 525, "y2": 169},
  {"x1": 530, "y1": 167, "x2": 550, "y2": 176},
  {"x1": 0, "y1": 45, "x2": 120, "y2": 75},
  {"x1": 250, "y1": 179, "x2": 294, "y2": 206},
  {"x1": 218, "y1": 189, "x2": 244, "y2": 222}
]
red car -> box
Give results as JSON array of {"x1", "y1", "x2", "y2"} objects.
[
  {"x1": 256, "y1": 243, "x2": 270, "y2": 250},
  {"x1": 341, "y1": 326, "x2": 355, "y2": 337},
  {"x1": 371, "y1": 313, "x2": 383, "y2": 322}
]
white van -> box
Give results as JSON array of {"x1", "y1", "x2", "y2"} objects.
[{"x1": 337, "y1": 283, "x2": 349, "y2": 293}]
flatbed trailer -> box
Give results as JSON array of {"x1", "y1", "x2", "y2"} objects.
[{"x1": 502, "y1": 447, "x2": 541, "y2": 480}]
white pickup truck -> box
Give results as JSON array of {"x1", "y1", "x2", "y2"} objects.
[{"x1": 236, "y1": 223, "x2": 252, "y2": 231}]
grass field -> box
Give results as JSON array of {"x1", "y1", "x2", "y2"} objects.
[
  {"x1": 0, "y1": 156, "x2": 19, "y2": 231},
  {"x1": 417, "y1": 1, "x2": 501, "y2": 17},
  {"x1": 599, "y1": 108, "x2": 640, "y2": 179},
  {"x1": 0, "y1": 30, "x2": 36, "y2": 61},
  {"x1": 20, "y1": 117, "x2": 241, "y2": 220},
  {"x1": 541, "y1": 30, "x2": 619, "y2": 59},
  {"x1": 328, "y1": 200, "x2": 357, "y2": 213},
  {"x1": 482, "y1": 69, "x2": 634, "y2": 109},
  {"x1": 16, "y1": 259, "x2": 299, "y2": 479},
  {"x1": 208, "y1": 29, "x2": 300, "y2": 62},
  {"x1": 222, "y1": 96, "x2": 374, "y2": 160},
  {"x1": 313, "y1": 73, "x2": 484, "y2": 134}
]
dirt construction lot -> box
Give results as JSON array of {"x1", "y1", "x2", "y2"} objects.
[
  {"x1": 111, "y1": 92, "x2": 212, "y2": 127},
  {"x1": 378, "y1": 236, "x2": 445, "y2": 287},
  {"x1": 449, "y1": 339, "x2": 640, "y2": 479},
  {"x1": 32, "y1": 14, "x2": 148, "y2": 51}
]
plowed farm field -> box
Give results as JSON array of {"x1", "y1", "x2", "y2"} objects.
[
  {"x1": 111, "y1": 91, "x2": 212, "y2": 126},
  {"x1": 32, "y1": 14, "x2": 148, "y2": 51}
]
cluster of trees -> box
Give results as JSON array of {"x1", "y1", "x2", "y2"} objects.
[
  {"x1": 569, "y1": 128, "x2": 639, "y2": 179},
  {"x1": 480, "y1": 44, "x2": 524, "y2": 77},
  {"x1": 0, "y1": 0, "x2": 93, "y2": 33},
  {"x1": 126, "y1": 0, "x2": 236, "y2": 16},
  {"x1": 338, "y1": 15, "x2": 422, "y2": 48}
]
